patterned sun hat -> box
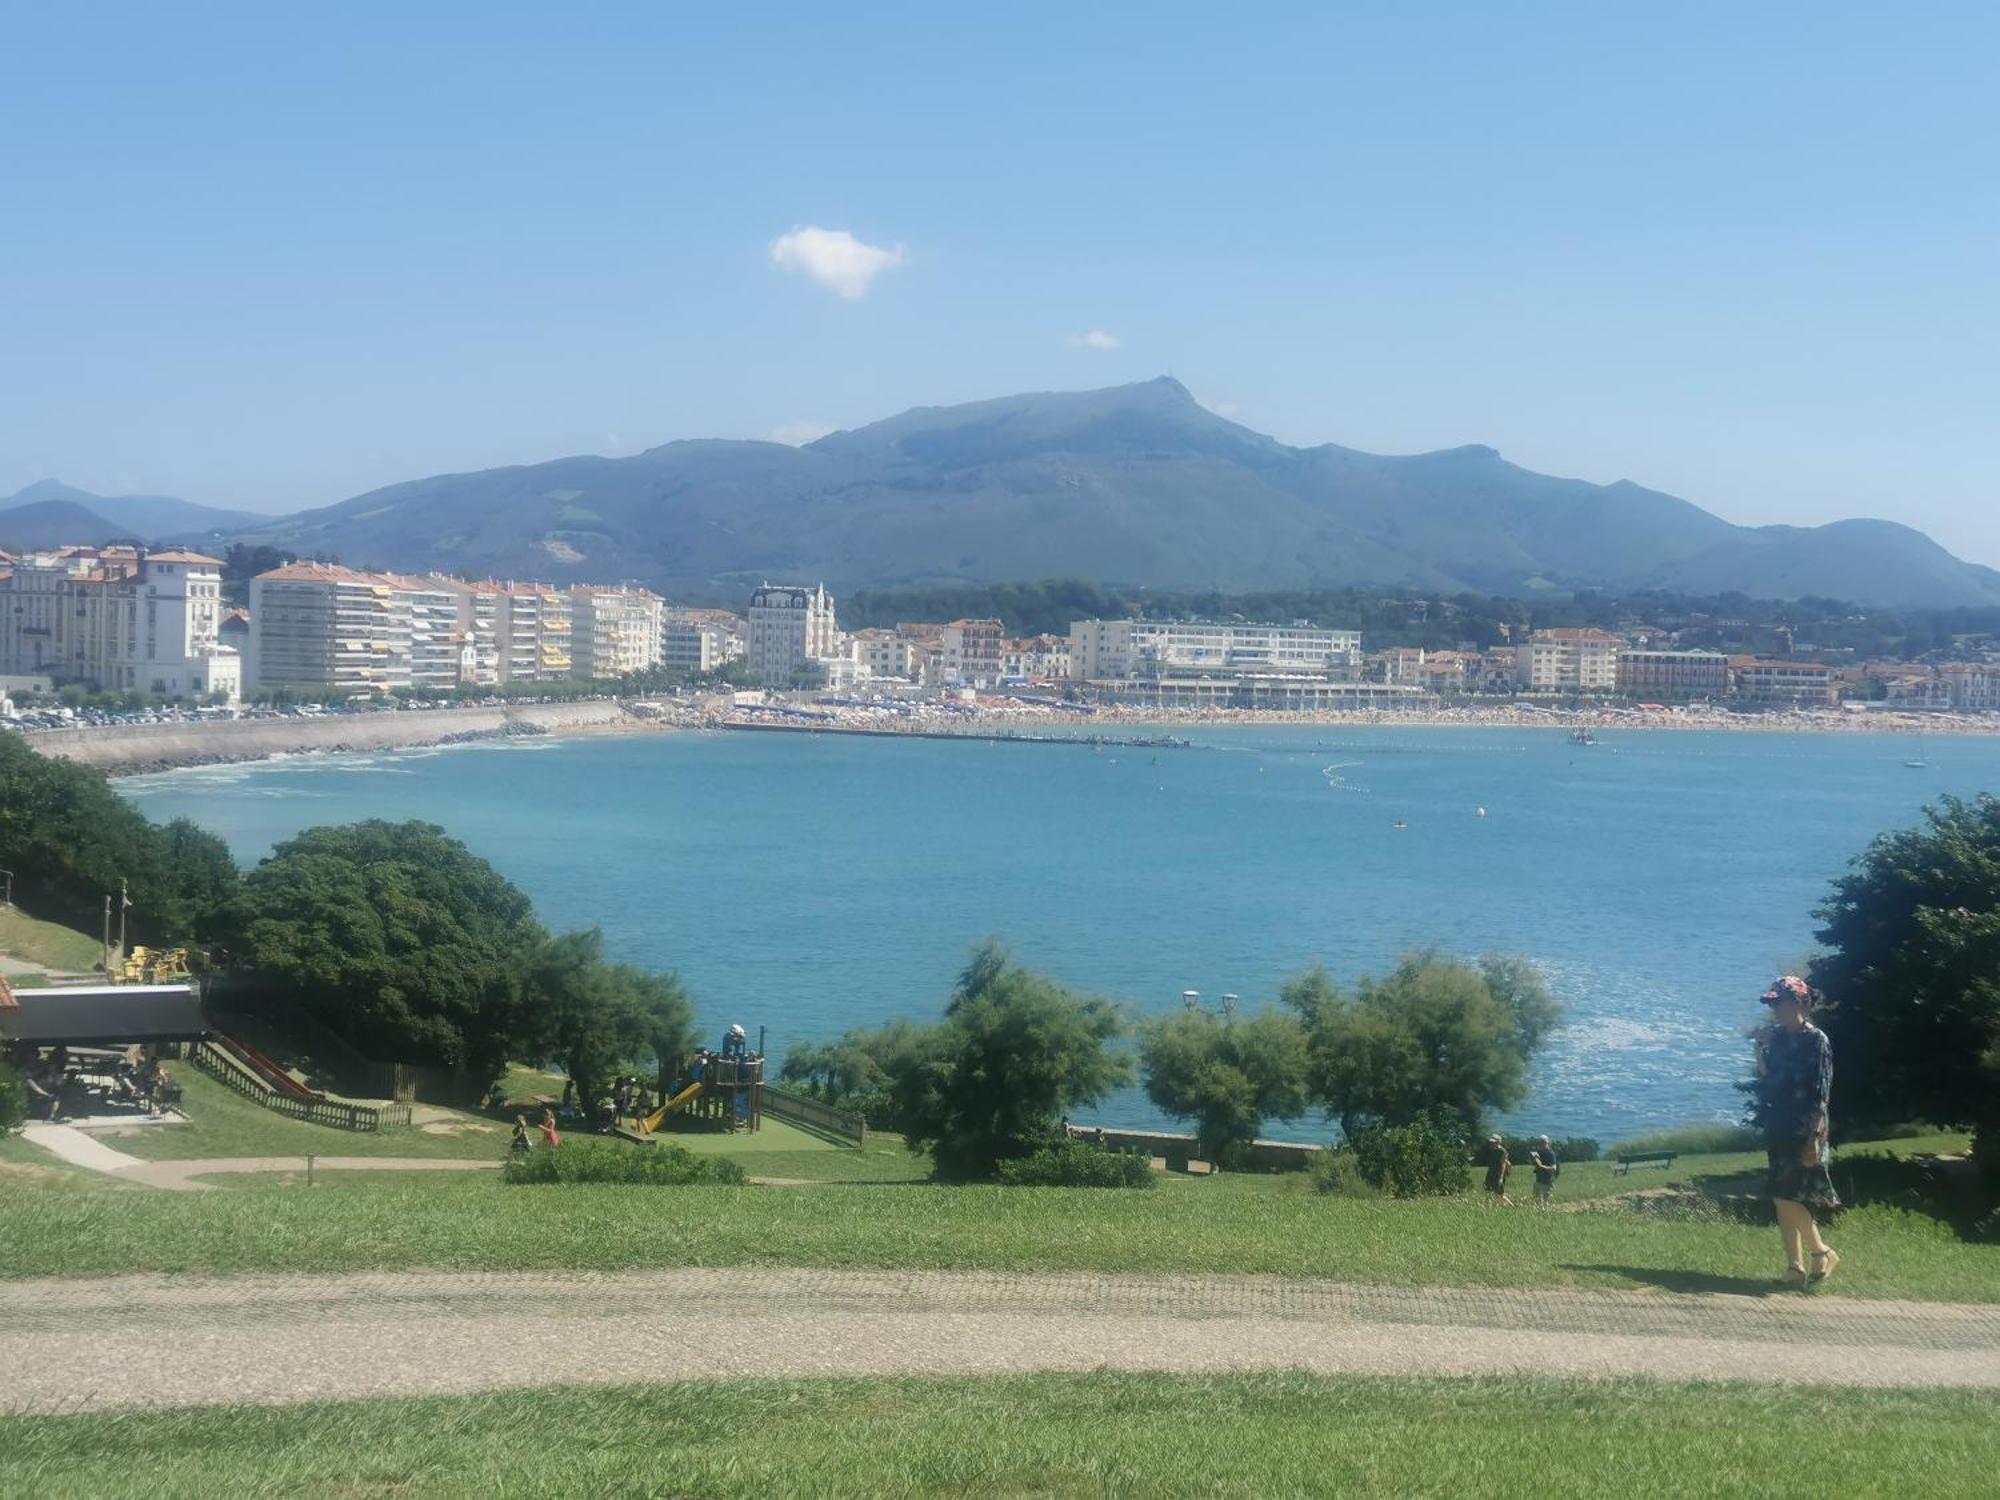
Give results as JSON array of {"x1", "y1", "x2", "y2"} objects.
[{"x1": 1759, "y1": 974, "x2": 1811, "y2": 1006}]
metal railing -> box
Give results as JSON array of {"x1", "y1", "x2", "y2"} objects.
[
  {"x1": 190, "y1": 1039, "x2": 411, "y2": 1132},
  {"x1": 762, "y1": 1085, "x2": 867, "y2": 1145}
]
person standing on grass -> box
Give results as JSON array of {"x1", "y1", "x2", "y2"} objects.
[
  {"x1": 1529, "y1": 1135, "x2": 1560, "y2": 1206},
  {"x1": 540, "y1": 1107, "x2": 562, "y2": 1149},
  {"x1": 1483, "y1": 1133, "x2": 1511, "y2": 1202},
  {"x1": 1753, "y1": 975, "x2": 1840, "y2": 1289}
]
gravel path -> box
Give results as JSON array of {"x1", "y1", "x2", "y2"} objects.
[{"x1": 4, "y1": 1267, "x2": 1996, "y2": 1412}]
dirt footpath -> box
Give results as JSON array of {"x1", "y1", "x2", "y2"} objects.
[{"x1": 4, "y1": 1267, "x2": 1996, "y2": 1412}]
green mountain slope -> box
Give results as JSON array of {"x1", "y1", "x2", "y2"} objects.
[{"x1": 234, "y1": 378, "x2": 2000, "y2": 607}]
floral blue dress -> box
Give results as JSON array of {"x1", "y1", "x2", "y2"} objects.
[{"x1": 1752, "y1": 1022, "x2": 1841, "y2": 1212}]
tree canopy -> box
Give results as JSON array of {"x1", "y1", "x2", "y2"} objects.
[
  {"x1": 231, "y1": 820, "x2": 545, "y2": 1081},
  {"x1": 525, "y1": 929, "x2": 701, "y2": 1117},
  {"x1": 1285, "y1": 952, "x2": 1562, "y2": 1138},
  {"x1": 0, "y1": 733, "x2": 237, "y2": 948},
  {"x1": 1811, "y1": 795, "x2": 2000, "y2": 1172},
  {"x1": 892, "y1": 942, "x2": 1132, "y2": 1181},
  {"x1": 1138, "y1": 1005, "x2": 1310, "y2": 1162}
]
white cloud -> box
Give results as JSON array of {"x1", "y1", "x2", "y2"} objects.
[
  {"x1": 768, "y1": 226, "x2": 906, "y2": 300},
  {"x1": 770, "y1": 421, "x2": 836, "y2": 447},
  {"x1": 1067, "y1": 328, "x2": 1121, "y2": 350}
]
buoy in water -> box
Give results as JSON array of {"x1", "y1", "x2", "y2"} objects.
[{"x1": 1476, "y1": 806, "x2": 1487, "y2": 817}]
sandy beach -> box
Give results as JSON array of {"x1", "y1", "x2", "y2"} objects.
[{"x1": 21, "y1": 691, "x2": 1995, "y2": 778}]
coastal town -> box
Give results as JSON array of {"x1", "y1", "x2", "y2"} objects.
[{"x1": 0, "y1": 543, "x2": 1996, "y2": 733}]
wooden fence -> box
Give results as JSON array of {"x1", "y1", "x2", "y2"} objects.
[
  {"x1": 762, "y1": 1085, "x2": 867, "y2": 1145},
  {"x1": 189, "y1": 1039, "x2": 412, "y2": 1132}
]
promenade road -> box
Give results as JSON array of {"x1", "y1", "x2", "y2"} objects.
[{"x1": 3, "y1": 1268, "x2": 1997, "y2": 1412}]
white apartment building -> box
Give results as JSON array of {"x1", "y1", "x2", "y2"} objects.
[
  {"x1": 1615, "y1": 648, "x2": 1729, "y2": 700},
  {"x1": 495, "y1": 584, "x2": 573, "y2": 683},
  {"x1": 1944, "y1": 664, "x2": 2000, "y2": 712},
  {"x1": 1000, "y1": 634, "x2": 1071, "y2": 680},
  {"x1": 852, "y1": 628, "x2": 919, "y2": 681},
  {"x1": 0, "y1": 546, "x2": 238, "y2": 701},
  {"x1": 747, "y1": 583, "x2": 838, "y2": 685},
  {"x1": 661, "y1": 610, "x2": 745, "y2": 675},
  {"x1": 571, "y1": 586, "x2": 664, "y2": 681},
  {"x1": 1729, "y1": 657, "x2": 1838, "y2": 706},
  {"x1": 384, "y1": 574, "x2": 464, "y2": 694},
  {"x1": 1068, "y1": 619, "x2": 1362, "y2": 680},
  {"x1": 941, "y1": 618, "x2": 1005, "y2": 686},
  {"x1": 247, "y1": 563, "x2": 413, "y2": 697},
  {"x1": 428, "y1": 576, "x2": 503, "y2": 688},
  {"x1": 1514, "y1": 629, "x2": 1621, "y2": 693}
]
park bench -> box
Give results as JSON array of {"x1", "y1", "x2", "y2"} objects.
[{"x1": 1616, "y1": 1150, "x2": 1678, "y2": 1174}]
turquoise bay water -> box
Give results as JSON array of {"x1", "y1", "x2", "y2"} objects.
[{"x1": 120, "y1": 726, "x2": 1996, "y2": 1143}]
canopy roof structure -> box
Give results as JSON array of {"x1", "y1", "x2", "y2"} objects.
[{"x1": 0, "y1": 984, "x2": 211, "y2": 1047}]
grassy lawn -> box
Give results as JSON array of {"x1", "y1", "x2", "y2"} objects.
[
  {"x1": 4, "y1": 1161, "x2": 1993, "y2": 1301},
  {"x1": 0, "y1": 905, "x2": 103, "y2": 975},
  {"x1": 94, "y1": 1068, "x2": 507, "y2": 1162},
  {"x1": 4, "y1": 1373, "x2": 1996, "y2": 1499}
]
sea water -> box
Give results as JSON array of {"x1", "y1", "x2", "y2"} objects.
[{"x1": 118, "y1": 725, "x2": 1997, "y2": 1143}]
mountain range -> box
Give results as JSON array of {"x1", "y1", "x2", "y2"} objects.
[
  {"x1": 11, "y1": 380, "x2": 1999, "y2": 608},
  {"x1": 0, "y1": 480, "x2": 271, "y2": 548}
]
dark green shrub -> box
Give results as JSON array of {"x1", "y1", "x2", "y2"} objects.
[
  {"x1": 1554, "y1": 1136, "x2": 1601, "y2": 1163},
  {"x1": 501, "y1": 1138, "x2": 745, "y2": 1186},
  {"x1": 1349, "y1": 1112, "x2": 1471, "y2": 1198},
  {"x1": 0, "y1": 1058, "x2": 26, "y2": 1133},
  {"x1": 1307, "y1": 1148, "x2": 1360, "y2": 1195},
  {"x1": 996, "y1": 1138, "x2": 1155, "y2": 1189}
]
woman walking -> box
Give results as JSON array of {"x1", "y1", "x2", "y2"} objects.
[{"x1": 1753, "y1": 976, "x2": 1840, "y2": 1289}]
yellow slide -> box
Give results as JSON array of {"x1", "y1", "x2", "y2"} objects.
[{"x1": 632, "y1": 1080, "x2": 702, "y2": 1135}]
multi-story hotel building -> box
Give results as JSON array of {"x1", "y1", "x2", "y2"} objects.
[
  {"x1": 1067, "y1": 619, "x2": 1362, "y2": 680},
  {"x1": 1729, "y1": 657, "x2": 1838, "y2": 706},
  {"x1": 1615, "y1": 648, "x2": 1729, "y2": 700},
  {"x1": 0, "y1": 546, "x2": 238, "y2": 701},
  {"x1": 1513, "y1": 629, "x2": 1621, "y2": 693},
  {"x1": 747, "y1": 583, "x2": 838, "y2": 684},
  {"x1": 571, "y1": 586, "x2": 664, "y2": 681}
]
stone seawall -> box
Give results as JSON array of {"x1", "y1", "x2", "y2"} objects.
[{"x1": 28, "y1": 700, "x2": 635, "y2": 775}]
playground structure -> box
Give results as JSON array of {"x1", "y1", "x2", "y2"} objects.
[
  {"x1": 116, "y1": 946, "x2": 191, "y2": 986},
  {"x1": 613, "y1": 1054, "x2": 763, "y2": 1143}
]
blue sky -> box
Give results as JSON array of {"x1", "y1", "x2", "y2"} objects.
[{"x1": 3, "y1": 3, "x2": 1995, "y2": 563}]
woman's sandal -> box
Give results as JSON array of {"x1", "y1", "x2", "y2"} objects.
[
  {"x1": 1808, "y1": 1248, "x2": 1840, "y2": 1286},
  {"x1": 1776, "y1": 1264, "x2": 1809, "y2": 1290}
]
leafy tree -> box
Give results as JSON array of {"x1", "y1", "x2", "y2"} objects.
[
  {"x1": 528, "y1": 930, "x2": 644, "y2": 1121},
  {"x1": 0, "y1": 734, "x2": 233, "y2": 947},
  {"x1": 624, "y1": 965, "x2": 699, "y2": 1092},
  {"x1": 1285, "y1": 951, "x2": 1562, "y2": 1138},
  {"x1": 892, "y1": 942, "x2": 1132, "y2": 1181},
  {"x1": 1810, "y1": 795, "x2": 2000, "y2": 1175},
  {"x1": 231, "y1": 820, "x2": 545, "y2": 1082},
  {"x1": 1139, "y1": 1005, "x2": 1310, "y2": 1163},
  {"x1": 779, "y1": 1017, "x2": 933, "y2": 1128}
]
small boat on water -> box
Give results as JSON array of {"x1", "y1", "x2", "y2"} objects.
[
  {"x1": 1390, "y1": 819, "x2": 1408, "y2": 831},
  {"x1": 1568, "y1": 728, "x2": 1597, "y2": 746}
]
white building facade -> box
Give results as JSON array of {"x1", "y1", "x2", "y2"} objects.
[
  {"x1": 1514, "y1": 629, "x2": 1621, "y2": 692},
  {"x1": 571, "y1": 586, "x2": 664, "y2": 681},
  {"x1": 747, "y1": 583, "x2": 838, "y2": 685},
  {"x1": 0, "y1": 546, "x2": 238, "y2": 702},
  {"x1": 1068, "y1": 619, "x2": 1361, "y2": 680}
]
